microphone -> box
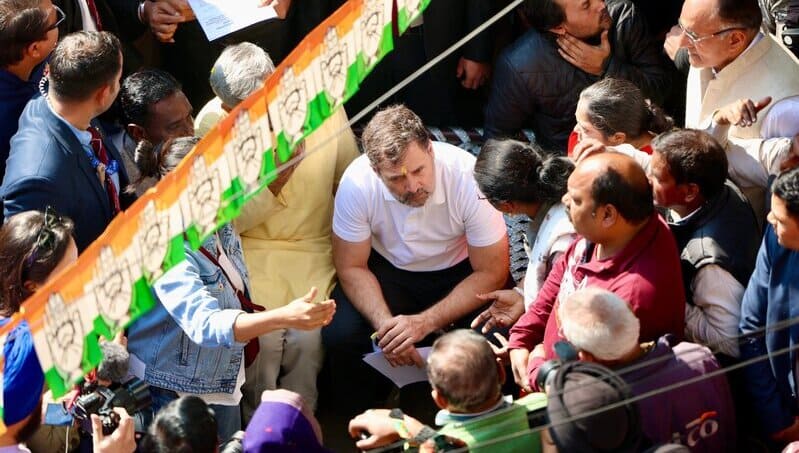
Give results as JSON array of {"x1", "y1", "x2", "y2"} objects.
[{"x1": 96, "y1": 341, "x2": 130, "y2": 384}]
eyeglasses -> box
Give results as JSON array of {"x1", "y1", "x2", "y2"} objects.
[
  {"x1": 47, "y1": 5, "x2": 66, "y2": 31},
  {"x1": 25, "y1": 206, "x2": 62, "y2": 267},
  {"x1": 677, "y1": 21, "x2": 747, "y2": 46}
]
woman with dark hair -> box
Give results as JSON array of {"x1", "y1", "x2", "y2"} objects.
[
  {"x1": 126, "y1": 137, "x2": 336, "y2": 442},
  {"x1": 140, "y1": 396, "x2": 218, "y2": 453},
  {"x1": 471, "y1": 139, "x2": 577, "y2": 332},
  {"x1": 568, "y1": 78, "x2": 674, "y2": 156},
  {"x1": 0, "y1": 208, "x2": 77, "y2": 316}
]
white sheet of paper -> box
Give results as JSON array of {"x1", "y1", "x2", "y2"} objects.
[
  {"x1": 187, "y1": 0, "x2": 278, "y2": 41},
  {"x1": 363, "y1": 347, "x2": 432, "y2": 388}
]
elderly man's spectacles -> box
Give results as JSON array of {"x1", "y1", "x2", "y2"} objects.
[
  {"x1": 677, "y1": 21, "x2": 746, "y2": 45},
  {"x1": 47, "y1": 5, "x2": 66, "y2": 31}
]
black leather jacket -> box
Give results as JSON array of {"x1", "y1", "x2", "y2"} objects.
[{"x1": 484, "y1": 0, "x2": 672, "y2": 151}]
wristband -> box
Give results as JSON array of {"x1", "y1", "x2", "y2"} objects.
[
  {"x1": 393, "y1": 419, "x2": 411, "y2": 439},
  {"x1": 513, "y1": 286, "x2": 525, "y2": 297},
  {"x1": 408, "y1": 425, "x2": 439, "y2": 446}
]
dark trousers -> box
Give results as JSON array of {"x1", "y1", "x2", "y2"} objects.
[{"x1": 319, "y1": 251, "x2": 474, "y2": 419}]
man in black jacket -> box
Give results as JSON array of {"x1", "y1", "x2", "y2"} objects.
[
  {"x1": 648, "y1": 129, "x2": 759, "y2": 359},
  {"x1": 484, "y1": 0, "x2": 672, "y2": 151}
]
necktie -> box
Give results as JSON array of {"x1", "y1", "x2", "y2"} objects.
[
  {"x1": 85, "y1": 0, "x2": 103, "y2": 30},
  {"x1": 88, "y1": 127, "x2": 121, "y2": 215}
]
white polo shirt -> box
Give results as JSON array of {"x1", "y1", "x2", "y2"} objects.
[{"x1": 333, "y1": 141, "x2": 507, "y2": 272}]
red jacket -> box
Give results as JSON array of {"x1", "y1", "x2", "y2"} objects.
[{"x1": 508, "y1": 214, "x2": 686, "y2": 389}]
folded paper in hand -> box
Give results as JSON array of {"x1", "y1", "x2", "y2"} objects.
[
  {"x1": 363, "y1": 347, "x2": 432, "y2": 388},
  {"x1": 187, "y1": 0, "x2": 278, "y2": 41}
]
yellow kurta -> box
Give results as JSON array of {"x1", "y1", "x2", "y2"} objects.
[{"x1": 234, "y1": 108, "x2": 359, "y2": 310}]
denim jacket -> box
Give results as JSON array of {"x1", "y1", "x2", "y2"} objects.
[{"x1": 127, "y1": 224, "x2": 250, "y2": 394}]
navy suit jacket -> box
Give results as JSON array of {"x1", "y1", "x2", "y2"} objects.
[{"x1": 2, "y1": 96, "x2": 136, "y2": 252}]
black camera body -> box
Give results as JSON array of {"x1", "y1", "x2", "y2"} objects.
[
  {"x1": 71, "y1": 377, "x2": 151, "y2": 435},
  {"x1": 777, "y1": 2, "x2": 799, "y2": 58},
  {"x1": 535, "y1": 341, "x2": 579, "y2": 391}
]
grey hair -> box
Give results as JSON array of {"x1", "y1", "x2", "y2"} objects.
[
  {"x1": 427, "y1": 329, "x2": 501, "y2": 413},
  {"x1": 558, "y1": 287, "x2": 640, "y2": 361},
  {"x1": 209, "y1": 42, "x2": 275, "y2": 109}
]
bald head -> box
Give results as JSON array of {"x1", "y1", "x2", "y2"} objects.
[
  {"x1": 427, "y1": 330, "x2": 501, "y2": 413},
  {"x1": 576, "y1": 153, "x2": 653, "y2": 223}
]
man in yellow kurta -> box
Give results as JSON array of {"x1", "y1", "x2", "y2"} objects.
[
  {"x1": 195, "y1": 42, "x2": 359, "y2": 420},
  {"x1": 235, "y1": 109, "x2": 358, "y2": 419}
]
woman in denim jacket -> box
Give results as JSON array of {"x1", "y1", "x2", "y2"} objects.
[{"x1": 126, "y1": 137, "x2": 336, "y2": 442}]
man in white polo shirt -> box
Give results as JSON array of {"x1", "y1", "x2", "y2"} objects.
[{"x1": 321, "y1": 104, "x2": 508, "y2": 421}]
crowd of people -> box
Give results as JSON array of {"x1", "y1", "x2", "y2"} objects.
[{"x1": 3, "y1": 0, "x2": 799, "y2": 451}]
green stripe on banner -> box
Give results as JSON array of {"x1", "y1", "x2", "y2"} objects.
[
  {"x1": 397, "y1": 0, "x2": 432, "y2": 35},
  {"x1": 45, "y1": 367, "x2": 69, "y2": 400},
  {"x1": 310, "y1": 93, "x2": 333, "y2": 133},
  {"x1": 129, "y1": 277, "x2": 156, "y2": 320},
  {"x1": 219, "y1": 181, "x2": 244, "y2": 224},
  {"x1": 275, "y1": 133, "x2": 293, "y2": 163},
  {"x1": 162, "y1": 233, "x2": 187, "y2": 273},
  {"x1": 377, "y1": 22, "x2": 394, "y2": 65},
  {"x1": 92, "y1": 315, "x2": 113, "y2": 341},
  {"x1": 346, "y1": 60, "x2": 361, "y2": 101}
]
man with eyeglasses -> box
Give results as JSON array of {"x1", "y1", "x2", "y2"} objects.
[
  {"x1": 677, "y1": 0, "x2": 799, "y2": 225},
  {"x1": 0, "y1": 0, "x2": 61, "y2": 185}
]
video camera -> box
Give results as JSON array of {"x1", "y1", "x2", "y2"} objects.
[
  {"x1": 70, "y1": 340, "x2": 151, "y2": 435},
  {"x1": 71, "y1": 377, "x2": 151, "y2": 435},
  {"x1": 777, "y1": 3, "x2": 799, "y2": 57}
]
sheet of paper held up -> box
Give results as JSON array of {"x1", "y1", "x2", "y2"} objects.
[
  {"x1": 187, "y1": 0, "x2": 278, "y2": 42},
  {"x1": 363, "y1": 347, "x2": 432, "y2": 388}
]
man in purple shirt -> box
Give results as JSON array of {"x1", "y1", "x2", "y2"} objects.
[{"x1": 557, "y1": 286, "x2": 736, "y2": 451}]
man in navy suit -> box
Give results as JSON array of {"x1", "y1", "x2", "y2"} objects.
[{"x1": 2, "y1": 31, "x2": 135, "y2": 251}]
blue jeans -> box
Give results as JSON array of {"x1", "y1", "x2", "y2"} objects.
[{"x1": 142, "y1": 386, "x2": 242, "y2": 443}]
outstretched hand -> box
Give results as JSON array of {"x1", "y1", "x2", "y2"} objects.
[
  {"x1": 278, "y1": 287, "x2": 336, "y2": 330},
  {"x1": 471, "y1": 289, "x2": 525, "y2": 333},
  {"x1": 713, "y1": 97, "x2": 772, "y2": 127}
]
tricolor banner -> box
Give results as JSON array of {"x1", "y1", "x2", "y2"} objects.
[{"x1": 0, "y1": 0, "x2": 428, "y2": 400}]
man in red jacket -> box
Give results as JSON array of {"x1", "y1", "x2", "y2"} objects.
[{"x1": 508, "y1": 152, "x2": 685, "y2": 391}]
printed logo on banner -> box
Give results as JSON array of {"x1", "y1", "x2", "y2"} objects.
[
  {"x1": 276, "y1": 68, "x2": 310, "y2": 146},
  {"x1": 91, "y1": 246, "x2": 133, "y2": 325},
  {"x1": 43, "y1": 293, "x2": 85, "y2": 380},
  {"x1": 139, "y1": 200, "x2": 171, "y2": 276},
  {"x1": 321, "y1": 27, "x2": 348, "y2": 104},
  {"x1": 360, "y1": 0, "x2": 387, "y2": 64},
  {"x1": 187, "y1": 156, "x2": 223, "y2": 239},
  {"x1": 226, "y1": 109, "x2": 269, "y2": 191}
]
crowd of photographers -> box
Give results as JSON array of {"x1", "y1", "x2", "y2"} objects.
[{"x1": 4, "y1": 0, "x2": 799, "y2": 452}]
